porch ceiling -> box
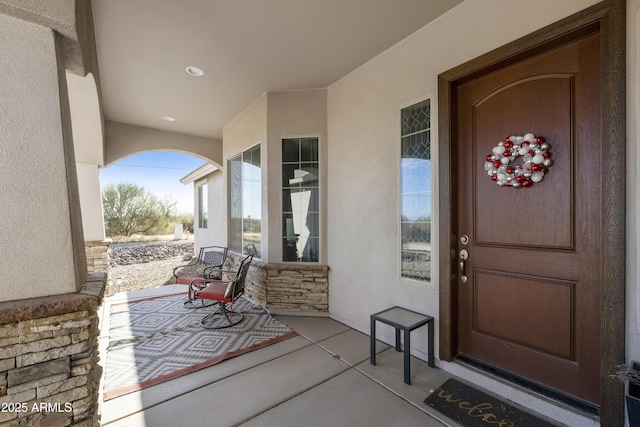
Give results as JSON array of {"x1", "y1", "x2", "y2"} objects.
[{"x1": 91, "y1": 0, "x2": 463, "y2": 140}]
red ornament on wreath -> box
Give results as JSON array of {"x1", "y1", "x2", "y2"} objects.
[{"x1": 484, "y1": 133, "x2": 553, "y2": 188}]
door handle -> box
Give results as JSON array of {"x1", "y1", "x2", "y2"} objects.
[{"x1": 459, "y1": 249, "x2": 469, "y2": 283}]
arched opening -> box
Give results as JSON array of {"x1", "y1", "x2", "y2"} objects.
[{"x1": 101, "y1": 151, "x2": 207, "y2": 216}]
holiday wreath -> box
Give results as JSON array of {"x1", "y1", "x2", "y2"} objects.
[{"x1": 484, "y1": 133, "x2": 553, "y2": 187}]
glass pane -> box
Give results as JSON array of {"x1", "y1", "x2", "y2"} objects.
[
  {"x1": 401, "y1": 132, "x2": 431, "y2": 160},
  {"x1": 400, "y1": 99, "x2": 431, "y2": 283},
  {"x1": 282, "y1": 163, "x2": 299, "y2": 187},
  {"x1": 282, "y1": 213, "x2": 294, "y2": 235},
  {"x1": 299, "y1": 163, "x2": 319, "y2": 187},
  {"x1": 289, "y1": 188, "x2": 318, "y2": 214},
  {"x1": 401, "y1": 241, "x2": 431, "y2": 282},
  {"x1": 401, "y1": 159, "x2": 431, "y2": 217},
  {"x1": 282, "y1": 189, "x2": 292, "y2": 212},
  {"x1": 243, "y1": 146, "x2": 261, "y2": 257},
  {"x1": 283, "y1": 237, "x2": 299, "y2": 261},
  {"x1": 229, "y1": 156, "x2": 242, "y2": 252},
  {"x1": 401, "y1": 99, "x2": 430, "y2": 137},
  {"x1": 245, "y1": 144, "x2": 261, "y2": 167},
  {"x1": 289, "y1": 188, "x2": 319, "y2": 215},
  {"x1": 402, "y1": 193, "x2": 430, "y2": 221},
  {"x1": 244, "y1": 241, "x2": 261, "y2": 257},
  {"x1": 300, "y1": 138, "x2": 318, "y2": 162},
  {"x1": 309, "y1": 188, "x2": 320, "y2": 213},
  {"x1": 229, "y1": 221, "x2": 242, "y2": 251},
  {"x1": 243, "y1": 214, "x2": 260, "y2": 256},
  {"x1": 282, "y1": 237, "x2": 320, "y2": 262},
  {"x1": 401, "y1": 219, "x2": 431, "y2": 244},
  {"x1": 301, "y1": 238, "x2": 319, "y2": 262},
  {"x1": 282, "y1": 137, "x2": 320, "y2": 262},
  {"x1": 228, "y1": 146, "x2": 261, "y2": 256},
  {"x1": 198, "y1": 184, "x2": 208, "y2": 228},
  {"x1": 282, "y1": 138, "x2": 299, "y2": 163},
  {"x1": 305, "y1": 212, "x2": 319, "y2": 237}
]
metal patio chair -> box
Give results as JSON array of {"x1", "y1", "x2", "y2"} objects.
[
  {"x1": 193, "y1": 254, "x2": 253, "y2": 329},
  {"x1": 173, "y1": 246, "x2": 228, "y2": 307}
]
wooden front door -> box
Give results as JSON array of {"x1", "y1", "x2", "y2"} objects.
[{"x1": 454, "y1": 30, "x2": 601, "y2": 405}]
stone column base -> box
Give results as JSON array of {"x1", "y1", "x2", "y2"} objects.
[
  {"x1": 0, "y1": 273, "x2": 106, "y2": 426},
  {"x1": 225, "y1": 252, "x2": 329, "y2": 314},
  {"x1": 85, "y1": 240, "x2": 111, "y2": 274}
]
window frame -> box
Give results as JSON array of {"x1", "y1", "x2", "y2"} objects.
[
  {"x1": 227, "y1": 143, "x2": 261, "y2": 257},
  {"x1": 281, "y1": 136, "x2": 321, "y2": 263},
  {"x1": 196, "y1": 180, "x2": 208, "y2": 229},
  {"x1": 398, "y1": 96, "x2": 433, "y2": 286}
]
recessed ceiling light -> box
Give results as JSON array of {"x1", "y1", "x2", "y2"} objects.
[
  {"x1": 186, "y1": 66, "x2": 204, "y2": 77},
  {"x1": 162, "y1": 116, "x2": 176, "y2": 122}
]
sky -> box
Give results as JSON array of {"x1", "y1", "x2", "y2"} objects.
[{"x1": 99, "y1": 152, "x2": 206, "y2": 214}]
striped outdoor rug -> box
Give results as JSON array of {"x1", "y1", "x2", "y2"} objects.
[{"x1": 103, "y1": 293, "x2": 296, "y2": 400}]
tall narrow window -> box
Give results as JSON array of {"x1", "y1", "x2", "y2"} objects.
[
  {"x1": 229, "y1": 144, "x2": 261, "y2": 256},
  {"x1": 282, "y1": 137, "x2": 319, "y2": 262},
  {"x1": 197, "y1": 182, "x2": 208, "y2": 228},
  {"x1": 400, "y1": 99, "x2": 431, "y2": 282}
]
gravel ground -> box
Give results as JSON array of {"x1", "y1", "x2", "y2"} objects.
[{"x1": 106, "y1": 241, "x2": 195, "y2": 296}]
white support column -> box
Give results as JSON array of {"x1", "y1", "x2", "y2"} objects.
[
  {"x1": 76, "y1": 163, "x2": 105, "y2": 242},
  {"x1": 0, "y1": 13, "x2": 86, "y2": 301},
  {"x1": 67, "y1": 69, "x2": 107, "y2": 248}
]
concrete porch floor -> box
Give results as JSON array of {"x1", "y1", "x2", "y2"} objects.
[
  {"x1": 98, "y1": 285, "x2": 457, "y2": 427},
  {"x1": 96, "y1": 285, "x2": 594, "y2": 427}
]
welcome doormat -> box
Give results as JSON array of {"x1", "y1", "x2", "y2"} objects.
[
  {"x1": 424, "y1": 379, "x2": 559, "y2": 427},
  {"x1": 103, "y1": 293, "x2": 297, "y2": 400}
]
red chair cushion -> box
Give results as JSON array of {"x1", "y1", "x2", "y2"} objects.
[
  {"x1": 196, "y1": 281, "x2": 233, "y2": 302},
  {"x1": 176, "y1": 276, "x2": 206, "y2": 285}
]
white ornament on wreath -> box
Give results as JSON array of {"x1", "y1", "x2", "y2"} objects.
[{"x1": 484, "y1": 133, "x2": 553, "y2": 188}]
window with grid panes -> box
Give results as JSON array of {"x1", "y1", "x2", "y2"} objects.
[
  {"x1": 400, "y1": 99, "x2": 431, "y2": 282},
  {"x1": 282, "y1": 137, "x2": 319, "y2": 262}
]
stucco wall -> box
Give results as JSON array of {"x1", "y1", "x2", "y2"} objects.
[
  {"x1": 223, "y1": 94, "x2": 269, "y2": 258},
  {"x1": 193, "y1": 170, "x2": 226, "y2": 253},
  {"x1": 326, "y1": 0, "x2": 602, "y2": 360},
  {"x1": 0, "y1": 14, "x2": 80, "y2": 301},
  {"x1": 68, "y1": 71, "x2": 104, "y2": 166},
  {"x1": 223, "y1": 90, "x2": 328, "y2": 263},
  {"x1": 0, "y1": 0, "x2": 99, "y2": 77},
  {"x1": 266, "y1": 89, "x2": 327, "y2": 263},
  {"x1": 105, "y1": 121, "x2": 223, "y2": 168}
]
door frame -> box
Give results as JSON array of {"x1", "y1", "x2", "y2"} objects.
[{"x1": 437, "y1": 1, "x2": 625, "y2": 425}]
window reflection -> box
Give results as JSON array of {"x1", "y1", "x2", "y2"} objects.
[
  {"x1": 400, "y1": 99, "x2": 431, "y2": 282},
  {"x1": 198, "y1": 183, "x2": 208, "y2": 228},
  {"x1": 228, "y1": 145, "x2": 261, "y2": 257}
]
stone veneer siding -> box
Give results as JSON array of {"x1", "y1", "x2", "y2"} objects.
[
  {"x1": 225, "y1": 252, "x2": 328, "y2": 313},
  {"x1": 84, "y1": 241, "x2": 111, "y2": 274},
  {"x1": 0, "y1": 273, "x2": 106, "y2": 426}
]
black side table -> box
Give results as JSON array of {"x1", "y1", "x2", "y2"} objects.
[{"x1": 370, "y1": 306, "x2": 434, "y2": 385}]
